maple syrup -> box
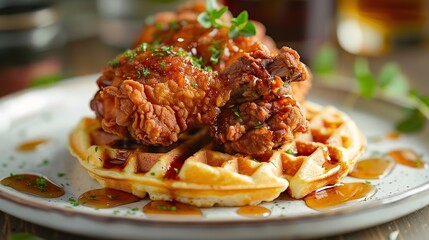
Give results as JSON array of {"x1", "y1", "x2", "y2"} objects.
[
  {"x1": 143, "y1": 200, "x2": 202, "y2": 217},
  {"x1": 16, "y1": 138, "x2": 50, "y2": 152},
  {"x1": 349, "y1": 157, "x2": 394, "y2": 179},
  {"x1": 236, "y1": 205, "x2": 271, "y2": 217},
  {"x1": 304, "y1": 182, "x2": 375, "y2": 210},
  {"x1": 78, "y1": 188, "x2": 141, "y2": 208},
  {"x1": 386, "y1": 132, "x2": 401, "y2": 140},
  {"x1": 1, "y1": 174, "x2": 64, "y2": 198},
  {"x1": 388, "y1": 148, "x2": 427, "y2": 169}
]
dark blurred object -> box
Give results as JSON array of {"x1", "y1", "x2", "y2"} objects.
[
  {"x1": 337, "y1": 0, "x2": 427, "y2": 56},
  {"x1": 224, "y1": 0, "x2": 335, "y2": 61},
  {"x1": 0, "y1": 0, "x2": 64, "y2": 96},
  {"x1": 96, "y1": 0, "x2": 186, "y2": 48}
]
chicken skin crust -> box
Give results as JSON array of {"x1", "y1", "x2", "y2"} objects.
[{"x1": 91, "y1": 45, "x2": 309, "y2": 154}]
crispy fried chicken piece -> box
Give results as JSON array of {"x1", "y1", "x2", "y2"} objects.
[
  {"x1": 212, "y1": 47, "x2": 308, "y2": 155},
  {"x1": 91, "y1": 46, "x2": 229, "y2": 146},
  {"x1": 91, "y1": 45, "x2": 308, "y2": 154},
  {"x1": 134, "y1": 4, "x2": 311, "y2": 102},
  {"x1": 213, "y1": 96, "x2": 306, "y2": 155}
]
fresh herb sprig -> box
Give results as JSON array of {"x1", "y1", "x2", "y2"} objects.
[
  {"x1": 353, "y1": 58, "x2": 429, "y2": 133},
  {"x1": 197, "y1": 0, "x2": 228, "y2": 28},
  {"x1": 312, "y1": 45, "x2": 429, "y2": 133},
  {"x1": 197, "y1": 0, "x2": 256, "y2": 38},
  {"x1": 228, "y1": 11, "x2": 256, "y2": 38}
]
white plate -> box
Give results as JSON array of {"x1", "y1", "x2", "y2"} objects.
[{"x1": 0, "y1": 75, "x2": 428, "y2": 240}]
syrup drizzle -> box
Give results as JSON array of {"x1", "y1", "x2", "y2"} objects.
[
  {"x1": 236, "y1": 205, "x2": 271, "y2": 217},
  {"x1": 386, "y1": 132, "x2": 401, "y2": 140},
  {"x1": 388, "y1": 148, "x2": 427, "y2": 169},
  {"x1": 16, "y1": 138, "x2": 50, "y2": 152},
  {"x1": 304, "y1": 182, "x2": 376, "y2": 210},
  {"x1": 78, "y1": 188, "x2": 141, "y2": 208},
  {"x1": 1, "y1": 174, "x2": 64, "y2": 198},
  {"x1": 349, "y1": 157, "x2": 394, "y2": 179}
]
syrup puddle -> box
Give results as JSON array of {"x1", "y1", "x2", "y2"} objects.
[
  {"x1": 78, "y1": 188, "x2": 140, "y2": 208},
  {"x1": 16, "y1": 138, "x2": 50, "y2": 152},
  {"x1": 1, "y1": 173, "x2": 64, "y2": 198},
  {"x1": 349, "y1": 157, "x2": 394, "y2": 179},
  {"x1": 304, "y1": 182, "x2": 376, "y2": 210}
]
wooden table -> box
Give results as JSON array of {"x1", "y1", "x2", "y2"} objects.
[{"x1": 1, "y1": 38, "x2": 428, "y2": 240}]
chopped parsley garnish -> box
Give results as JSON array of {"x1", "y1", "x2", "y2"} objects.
[
  {"x1": 192, "y1": 57, "x2": 204, "y2": 68},
  {"x1": 285, "y1": 148, "x2": 297, "y2": 156},
  {"x1": 37, "y1": 159, "x2": 49, "y2": 167},
  {"x1": 155, "y1": 22, "x2": 164, "y2": 30},
  {"x1": 124, "y1": 49, "x2": 137, "y2": 62},
  {"x1": 109, "y1": 59, "x2": 120, "y2": 67},
  {"x1": 143, "y1": 68, "x2": 151, "y2": 77},
  {"x1": 169, "y1": 21, "x2": 179, "y2": 31},
  {"x1": 160, "y1": 61, "x2": 166, "y2": 69},
  {"x1": 208, "y1": 43, "x2": 223, "y2": 65},
  {"x1": 139, "y1": 42, "x2": 149, "y2": 52},
  {"x1": 89, "y1": 194, "x2": 97, "y2": 200},
  {"x1": 35, "y1": 177, "x2": 48, "y2": 191},
  {"x1": 230, "y1": 106, "x2": 243, "y2": 122},
  {"x1": 158, "y1": 205, "x2": 177, "y2": 211},
  {"x1": 57, "y1": 173, "x2": 65, "y2": 178},
  {"x1": 254, "y1": 122, "x2": 264, "y2": 129},
  {"x1": 173, "y1": 167, "x2": 179, "y2": 174},
  {"x1": 69, "y1": 197, "x2": 79, "y2": 206},
  {"x1": 107, "y1": 195, "x2": 119, "y2": 200}
]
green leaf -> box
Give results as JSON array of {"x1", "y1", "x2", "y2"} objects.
[
  {"x1": 395, "y1": 109, "x2": 426, "y2": 133},
  {"x1": 10, "y1": 233, "x2": 44, "y2": 240},
  {"x1": 420, "y1": 95, "x2": 429, "y2": 106},
  {"x1": 30, "y1": 74, "x2": 63, "y2": 88},
  {"x1": 378, "y1": 63, "x2": 409, "y2": 96},
  {"x1": 228, "y1": 27, "x2": 239, "y2": 38},
  {"x1": 197, "y1": 0, "x2": 227, "y2": 29},
  {"x1": 235, "y1": 11, "x2": 249, "y2": 28},
  {"x1": 206, "y1": 0, "x2": 218, "y2": 11},
  {"x1": 311, "y1": 44, "x2": 338, "y2": 75},
  {"x1": 354, "y1": 58, "x2": 376, "y2": 99},
  {"x1": 239, "y1": 22, "x2": 256, "y2": 36},
  {"x1": 197, "y1": 12, "x2": 211, "y2": 28},
  {"x1": 213, "y1": 6, "x2": 228, "y2": 19}
]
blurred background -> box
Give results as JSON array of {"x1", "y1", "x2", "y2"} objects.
[{"x1": 0, "y1": 0, "x2": 428, "y2": 97}]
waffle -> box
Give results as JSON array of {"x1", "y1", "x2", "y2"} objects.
[{"x1": 69, "y1": 102, "x2": 365, "y2": 207}]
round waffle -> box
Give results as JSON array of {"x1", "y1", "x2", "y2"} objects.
[{"x1": 69, "y1": 102, "x2": 365, "y2": 207}]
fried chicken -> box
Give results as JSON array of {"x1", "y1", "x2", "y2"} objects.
[
  {"x1": 91, "y1": 45, "x2": 308, "y2": 154},
  {"x1": 90, "y1": 2, "x2": 311, "y2": 155}
]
